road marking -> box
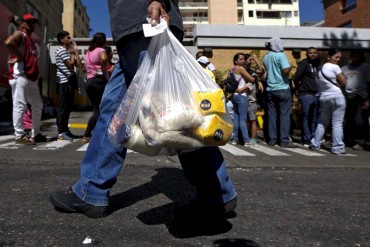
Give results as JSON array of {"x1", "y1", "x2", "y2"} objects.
[
  {"x1": 33, "y1": 139, "x2": 78, "y2": 150},
  {"x1": 220, "y1": 144, "x2": 255, "y2": 156},
  {"x1": 0, "y1": 135, "x2": 14, "y2": 142},
  {"x1": 247, "y1": 145, "x2": 290, "y2": 156},
  {"x1": 281, "y1": 147, "x2": 326, "y2": 156},
  {"x1": 0, "y1": 141, "x2": 20, "y2": 149}
]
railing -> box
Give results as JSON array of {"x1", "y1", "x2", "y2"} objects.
[{"x1": 182, "y1": 16, "x2": 209, "y2": 22}]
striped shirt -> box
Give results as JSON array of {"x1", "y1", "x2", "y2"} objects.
[{"x1": 55, "y1": 46, "x2": 73, "y2": 84}]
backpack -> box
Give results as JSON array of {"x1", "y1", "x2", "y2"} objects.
[{"x1": 223, "y1": 67, "x2": 241, "y2": 94}]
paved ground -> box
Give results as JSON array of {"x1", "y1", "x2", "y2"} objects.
[{"x1": 0, "y1": 112, "x2": 369, "y2": 246}]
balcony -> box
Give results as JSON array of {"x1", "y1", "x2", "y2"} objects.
[{"x1": 182, "y1": 16, "x2": 209, "y2": 23}]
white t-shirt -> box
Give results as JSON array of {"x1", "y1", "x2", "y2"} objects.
[
  {"x1": 317, "y1": 63, "x2": 343, "y2": 97},
  {"x1": 207, "y1": 62, "x2": 216, "y2": 72},
  {"x1": 233, "y1": 73, "x2": 247, "y2": 97}
]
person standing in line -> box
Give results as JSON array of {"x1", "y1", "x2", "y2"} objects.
[
  {"x1": 262, "y1": 37, "x2": 297, "y2": 148},
  {"x1": 293, "y1": 47, "x2": 321, "y2": 147},
  {"x1": 230, "y1": 53, "x2": 256, "y2": 146},
  {"x1": 310, "y1": 49, "x2": 347, "y2": 155},
  {"x1": 197, "y1": 56, "x2": 216, "y2": 82},
  {"x1": 50, "y1": 0, "x2": 237, "y2": 222},
  {"x1": 104, "y1": 46, "x2": 116, "y2": 78},
  {"x1": 55, "y1": 31, "x2": 82, "y2": 141},
  {"x1": 196, "y1": 51, "x2": 218, "y2": 81},
  {"x1": 5, "y1": 13, "x2": 44, "y2": 145},
  {"x1": 341, "y1": 50, "x2": 370, "y2": 151},
  {"x1": 81, "y1": 32, "x2": 109, "y2": 144}
]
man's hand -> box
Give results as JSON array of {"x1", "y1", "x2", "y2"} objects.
[{"x1": 147, "y1": 1, "x2": 170, "y2": 26}]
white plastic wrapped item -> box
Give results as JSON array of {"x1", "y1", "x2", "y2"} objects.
[{"x1": 108, "y1": 18, "x2": 233, "y2": 156}]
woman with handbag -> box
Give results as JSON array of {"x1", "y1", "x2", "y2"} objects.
[
  {"x1": 310, "y1": 49, "x2": 347, "y2": 154},
  {"x1": 82, "y1": 32, "x2": 109, "y2": 143}
]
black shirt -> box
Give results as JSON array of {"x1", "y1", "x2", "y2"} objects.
[{"x1": 293, "y1": 59, "x2": 319, "y2": 96}]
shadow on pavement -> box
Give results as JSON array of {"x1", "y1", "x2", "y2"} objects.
[{"x1": 108, "y1": 167, "x2": 235, "y2": 238}]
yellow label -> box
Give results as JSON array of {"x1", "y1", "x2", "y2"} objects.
[{"x1": 193, "y1": 89, "x2": 226, "y2": 115}]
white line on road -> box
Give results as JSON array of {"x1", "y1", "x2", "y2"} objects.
[
  {"x1": 220, "y1": 144, "x2": 256, "y2": 156},
  {"x1": 281, "y1": 147, "x2": 326, "y2": 156},
  {"x1": 34, "y1": 139, "x2": 78, "y2": 150},
  {"x1": 247, "y1": 145, "x2": 290, "y2": 156},
  {"x1": 0, "y1": 141, "x2": 20, "y2": 149},
  {"x1": 0, "y1": 135, "x2": 14, "y2": 142}
]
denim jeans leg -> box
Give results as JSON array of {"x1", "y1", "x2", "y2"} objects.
[
  {"x1": 267, "y1": 91, "x2": 277, "y2": 144},
  {"x1": 278, "y1": 90, "x2": 292, "y2": 145},
  {"x1": 331, "y1": 95, "x2": 346, "y2": 153},
  {"x1": 311, "y1": 96, "x2": 331, "y2": 148},
  {"x1": 73, "y1": 63, "x2": 127, "y2": 206},
  {"x1": 299, "y1": 94, "x2": 316, "y2": 144},
  {"x1": 231, "y1": 94, "x2": 250, "y2": 142},
  {"x1": 179, "y1": 147, "x2": 237, "y2": 205}
]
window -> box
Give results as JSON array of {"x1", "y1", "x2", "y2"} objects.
[
  {"x1": 248, "y1": 0, "x2": 254, "y2": 3},
  {"x1": 341, "y1": 21, "x2": 353, "y2": 28},
  {"x1": 257, "y1": 11, "x2": 280, "y2": 19},
  {"x1": 342, "y1": 0, "x2": 356, "y2": 13},
  {"x1": 294, "y1": 11, "x2": 298, "y2": 17},
  {"x1": 249, "y1": 10, "x2": 254, "y2": 17},
  {"x1": 281, "y1": 11, "x2": 292, "y2": 18}
]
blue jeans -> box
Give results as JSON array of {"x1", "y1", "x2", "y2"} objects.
[
  {"x1": 311, "y1": 94, "x2": 346, "y2": 154},
  {"x1": 231, "y1": 94, "x2": 250, "y2": 143},
  {"x1": 266, "y1": 89, "x2": 292, "y2": 145},
  {"x1": 72, "y1": 32, "x2": 236, "y2": 206},
  {"x1": 298, "y1": 94, "x2": 319, "y2": 144}
]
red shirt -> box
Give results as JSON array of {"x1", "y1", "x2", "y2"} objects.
[{"x1": 21, "y1": 31, "x2": 39, "y2": 81}]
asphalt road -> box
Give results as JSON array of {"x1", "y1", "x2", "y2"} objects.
[{"x1": 0, "y1": 112, "x2": 369, "y2": 246}]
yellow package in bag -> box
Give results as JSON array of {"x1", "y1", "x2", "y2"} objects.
[
  {"x1": 193, "y1": 89, "x2": 226, "y2": 115},
  {"x1": 192, "y1": 114, "x2": 233, "y2": 146}
]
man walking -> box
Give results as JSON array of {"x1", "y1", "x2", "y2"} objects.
[{"x1": 50, "y1": 0, "x2": 237, "y2": 226}]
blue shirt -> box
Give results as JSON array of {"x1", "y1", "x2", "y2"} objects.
[{"x1": 263, "y1": 51, "x2": 291, "y2": 91}]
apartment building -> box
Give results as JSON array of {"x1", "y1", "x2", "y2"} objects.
[
  {"x1": 322, "y1": 0, "x2": 370, "y2": 28},
  {"x1": 180, "y1": 0, "x2": 300, "y2": 39},
  {"x1": 62, "y1": 0, "x2": 89, "y2": 38}
]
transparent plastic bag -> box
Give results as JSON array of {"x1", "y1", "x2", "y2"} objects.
[{"x1": 108, "y1": 20, "x2": 233, "y2": 156}]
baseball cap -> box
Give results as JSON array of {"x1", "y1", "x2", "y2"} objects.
[
  {"x1": 197, "y1": 56, "x2": 210, "y2": 65},
  {"x1": 21, "y1": 13, "x2": 39, "y2": 23}
]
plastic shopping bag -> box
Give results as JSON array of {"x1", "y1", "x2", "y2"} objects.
[{"x1": 108, "y1": 19, "x2": 233, "y2": 156}]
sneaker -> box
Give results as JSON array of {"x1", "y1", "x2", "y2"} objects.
[
  {"x1": 82, "y1": 136, "x2": 90, "y2": 144},
  {"x1": 309, "y1": 145, "x2": 320, "y2": 151},
  {"x1": 250, "y1": 139, "x2": 258, "y2": 145},
  {"x1": 268, "y1": 142, "x2": 277, "y2": 146},
  {"x1": 244, "y1": 142, "x2": 258, "y2": 147},
  {"x1": 352, "y1": 144, "x2": 364, "y2": 151},
  {"x1": 33, "y1": 133, "x2": 47, "y2": 142},
  {"x1": 302, "y1": 143, "x2": 310, "y2": 148},
  {"x1": 15, "y1": 135, "x2": 35, "y2": 145},
  {"x1": 280, "y1": 142, "x2": 298, "y2": 148},
  {"x1": 231, "y1": 140, "x2": 237, "y2": 145},
  {"x1": 50, "y1": 188, "x2": 108, "y2": 218},
  {"x1": 58, "y1": 133, "x2": 73, "y2": 141}
]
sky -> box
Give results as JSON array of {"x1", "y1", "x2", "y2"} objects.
[{"x1": 81, "y1": 0, "x2": 324, "y2": 38}]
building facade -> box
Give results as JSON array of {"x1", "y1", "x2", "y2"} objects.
[
  {"x1": 322, "y1": 0, "x2": 370, "y2": 28},
  {"x1": 62, "y1": 0, "x2": 89, "y2": 38},
  {"x1": 180, "y1": 0, "x2": 300, "y2": 39}
]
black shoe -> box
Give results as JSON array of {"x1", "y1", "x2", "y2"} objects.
[
  {"x1": 66, "y1": 131, "x2": 82, "y2": 139},
  {"x1": 50, "y1": 188, "x2": 108, "y2": 218},
  {"x1": 280, "y1": 142, "x2": 298, "y2": 148},
  {"x1": 33, "y1": 133, "x2": 47, "y2": 142},
  {"x1": 268, "y1": 142, "x2": 277, "y2": 146}
]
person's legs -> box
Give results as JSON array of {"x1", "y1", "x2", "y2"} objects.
[
  {"x1": 231, "y1": 94, "x2": 250, "y2": 143},
  {"x1": 72, "y1": 64, "x2": 127, "y2": 206},
  {"x1": 231, "y1": 95, "x2": 241, "y2": 142},
  {"x1": 57, "y1": 82, "x2": 73, "y2": 134},
  {"x1": 278, "y1": 90, "x2": 292, "y2": 145},
  {"x1": 331, "y1": 95, "x2": 346, "y2": 154},
  {"x1": 27, "y1": 80, "x2": 43, "y2": 138},
  {"x1": 11, "y1": 76, "x2": 28, "y2": 138},
  {"x1": 84, "y1": 77, "x2": 107, "y2": 138},
  {"x1": 179, "y1": 147, "x2": 237, "y2": 206},
  {"x1": 266, "y1": 91, "x2": 277, "y2": 145},
  {"x1": 311, "y1": 97, "x2": 331, "y2": 148},
  {"x1": 299, "y1": 94, "x2": 316, "y2": 144}
]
